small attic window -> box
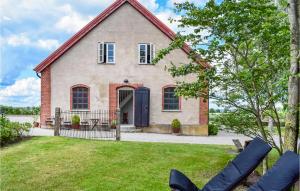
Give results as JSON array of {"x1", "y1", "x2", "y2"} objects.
[
  {"x1": 97, "y1": 42, "x2": 115, "y2": 64},
  {"x1": 138, "y1": 43, "x2": 155, "y2": 64}
]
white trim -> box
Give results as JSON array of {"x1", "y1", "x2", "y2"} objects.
[
  {"x1": 71, "y1": 109, "x2": 90, "y2": 112},
  {"x1": 151, "y1": 43, "x2": 155, "y2": 63},
  {"x1": 98, "y1": 42, "x2": 104, "y2": 63},
  {"x1": 106, "y1": 42, "x2": 115, "y2": 64},
  {"x1": 138, "y1": 43, "x2": 147, "y2": 64},
  {"x1": 138, "y1": 43, "x2": 155, "y2": 65}
]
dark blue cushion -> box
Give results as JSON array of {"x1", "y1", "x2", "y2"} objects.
[
  {"x1": 169, "y1": 169, "x2": 199, "y2": 191},
  {"x1": 248, "y1": 151, "x2": 300, "y2": 191},
  {"x1": 232, "y1": 137, "x2": 272, "y2": 174},
  {"x1": 201, "y1": 162, "x2": 241, "y2": 191},
  {"x1": 202, "y1": 137, "x2": 272, "y2": 191}
]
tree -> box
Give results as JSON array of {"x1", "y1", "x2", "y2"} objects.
[
  {"x1": 284, "y1": 0, "x2": 300, "y2": 153},
  {"x1": 209, "y1": 108, "x2": 215, "y2": 113},
  {"x1": 154, "y1": 0, "x2": 290, "y2": 157}
]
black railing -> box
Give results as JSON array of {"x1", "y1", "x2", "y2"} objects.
[{"x1": 56, "y1": 109, "x2": 120, "y2": 140}]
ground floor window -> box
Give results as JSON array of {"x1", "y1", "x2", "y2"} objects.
[
  {"x1": 163, "y1": 86, "x2": 180, "y2": 111},
  {"x1": 71, "y1": 85, "x2": 89, "y2": 110}
]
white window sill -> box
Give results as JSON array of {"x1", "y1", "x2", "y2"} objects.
[
  {"x1": 138, "y1": 63, "x2": 154, "y2": 65},
  {"x1": 162, "y1": 110, "x2": 182, "y2": 112},
  {"x1": 71, "y1": 109, "x2": 90, "y2": 112},
  {"x1": 98, "y1": 63, "x2": 115, "y2": 65}
]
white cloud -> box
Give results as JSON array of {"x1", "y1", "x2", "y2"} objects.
[
  {"x1": 6, "y1": 34, "x2": 31, "y2": 46},
  {"x1": 0, "y1": 0, "x2": 57, "y2": 21},
  {"x1": 3, "y1": 34, "x2": 60, "y2": 50},
  {"x1": 0, "y1": 77, "x2": 40, "y2": 106},
  {"x1": 74, "y1": 0, "x2": 112, "y2": 6},
  {"x1": 36, "y1": 39, "x2": 60, "y2": 50},
  {"x1": 155, "y1": 9, "x2": 180, "y2": 32},
  {"x1": 55, "y1": 4, "x2": 93, "y2": 33},
  {"x1": 1, "y1": 16, "x2": 11, "y2": 21},
  {"x1": 138, "y1": 0, "x2": 159, "y2": 12},
  {"x1": 167, "y1": 0, "x2": 209, "y2": 8}
]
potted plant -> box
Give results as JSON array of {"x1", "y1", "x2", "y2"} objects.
[
  {"x1": 71, "y1": 115, "x2": 80, "y2": 129},
  {"x1": 33, "y1": 115, "x2": 39, "y2": 127},
  {"x1": 110, "y1": 119, "x2": 117, "y2": 129},
  {"x1": 171, "y1": 119, "x2": 181, "y2": 134}
]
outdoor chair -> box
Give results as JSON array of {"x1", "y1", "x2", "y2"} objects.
[
  {"x1": 169, "y1": 137, "x2": 272, "y2": 191},
  {"x1": 248, "y1": 151, "x2": 299, "y2": 191}
]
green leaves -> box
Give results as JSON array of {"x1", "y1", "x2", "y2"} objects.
[
  {"x1": 0, "y1": 116, "x2": 31, "y2": 146},
  {"x1": 155, "y1": 0, "x2": 290, "y2": 153}
]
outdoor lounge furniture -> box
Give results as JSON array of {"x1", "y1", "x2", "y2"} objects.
[
  {"x1": 248, "y1": 151, "x2": 300, "y2": 191},
  {"x1": 232, "y1": 139, "x2": 244, "y2": 152},
  {"x1": 169, "y1": 137, "x2": 272, "y2": 191}
]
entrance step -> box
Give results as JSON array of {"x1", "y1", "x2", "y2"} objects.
[{"x1": 120, "y1": 125, "x2": 142, "y2": 133}]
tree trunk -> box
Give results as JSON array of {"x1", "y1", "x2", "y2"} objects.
[
  {"x1": 268, "y1": 117, "x2": 274, "y2": 133},
  {"x1": 284, "y1": 0, "x2": 300, "y2": 153},
  {"x1": 262, "y1": 156, "x2": 269, "y2": 175}
]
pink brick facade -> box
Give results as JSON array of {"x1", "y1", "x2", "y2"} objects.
[
  {"x1": 109, "y1": 83, "x2": 143, "y2": 111},
  {"x1": 40, "y1": 67, "x2": 51, "y2": 126},
  {"x1": 199, "y1": 97, "x2": 209, "y2": 125}
]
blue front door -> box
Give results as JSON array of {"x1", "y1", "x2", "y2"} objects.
[{"x1": 134, "y1": 87, "x2": 150, "y2": 127}]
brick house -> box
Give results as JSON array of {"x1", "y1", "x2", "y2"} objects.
[{"x1": 34, "y1": 0, "x2": 209, "y2": 135}]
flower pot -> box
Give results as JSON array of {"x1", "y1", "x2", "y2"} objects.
[
  {"x1": 172, "y1": 128, "x2": 180, "y2": 134},
  {"x1": 72, "y1": 124, "x2": 80, "y2": 129},
  {"x1": 111, "y1": 125, "x2": 116, "y2": 129},
  {"x1": 33, "y1": 122, "x2": 39, "y2": 127}
]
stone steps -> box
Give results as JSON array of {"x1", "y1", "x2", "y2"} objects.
[{"x1": 120, "y1": 125, "x2": 142, "y2": 133}]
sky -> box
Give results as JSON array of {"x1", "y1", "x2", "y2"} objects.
[{"x1": 0, "y1": 0, "x2": 213, "y2": 107}]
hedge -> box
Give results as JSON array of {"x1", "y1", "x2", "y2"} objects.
[{"x1": 0, "y1": 116, "x2": 31, "y2": 146}]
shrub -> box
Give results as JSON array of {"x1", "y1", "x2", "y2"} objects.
[
  {"x1": 0, "y1": 116, "x2": 31, "y2": 146},
  {"x1": 171, "y1": 119, "x2": 181, "y2": 129},
  {"x1": 111, "y1": 120, "x2": 117, "y2": 126},
  {"x1": 71, "y1": 115, "x2": 80, "y2": 125},
  {"x1": 208, "y1": 123, "x2": 219, "y2": 135}
]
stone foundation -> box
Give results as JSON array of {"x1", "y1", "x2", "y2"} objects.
[{"x1": 142, "y1": 124, "x2": 208, "y2": 136}]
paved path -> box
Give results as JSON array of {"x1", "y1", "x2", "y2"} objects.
[{"x1": 28, "y1": 128, "x2": 250, "y2": 145}]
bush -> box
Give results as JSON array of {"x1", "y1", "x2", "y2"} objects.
[
  {"x1": 71, "y1": 115, "x2": 80, "y2": 125},
  {"x1": 111, "y1": 120, "x2": 117, "y2": 126},
  {"x1": 0, "y1": 116, "x2": 31, "y2": 146},
  {"x1": 208, "y1": 123, "x2": 219, "y2": 135},
  {"x1": 171, "y1": 119, "x2": 181, "y2": 129}
]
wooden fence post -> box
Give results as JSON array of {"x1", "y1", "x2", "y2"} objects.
[
  {"x1": 54, "y1": 107, "x2": 61, "y2": 136},
  {"x1": 116, "y1": 108, "x2": 121, "y2": 141}
]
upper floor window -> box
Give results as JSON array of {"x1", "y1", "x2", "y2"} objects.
[
  {"x1": 139, "y1": 43, "x2": 155, "y2": 64},
  {"x1": 163, "y1": 86, "x2": 180, "y2": 111},
  {"x1": 71, "y1": 85, "x2": 89, "y2": 110},
  {"x1": 97, "y1": 42, "x2": 115, "y2": 64}
]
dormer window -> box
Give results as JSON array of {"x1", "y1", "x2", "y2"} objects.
[
  {"x1": 97, "y1": 42, "x2": 115, "y2": 64},
  {"x1": 139, "y1": 43, "x2": 155, "y2": 64}
]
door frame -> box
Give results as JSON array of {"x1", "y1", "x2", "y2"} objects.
[{"x1": 117, "y1": 87, "x2": 135, "y2": 126}]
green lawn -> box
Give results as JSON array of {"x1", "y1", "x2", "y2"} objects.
[{"x1": 0, "y1": 137, "x2": 277, "y2": 191}]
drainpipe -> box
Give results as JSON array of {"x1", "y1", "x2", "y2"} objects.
[{"x1": 36, "y1": 72, "x2": 41, "y2": 78}]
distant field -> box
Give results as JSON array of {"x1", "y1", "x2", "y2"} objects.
[{"x1": 6, "y1": 115, "x2": 39, "y2": 124}]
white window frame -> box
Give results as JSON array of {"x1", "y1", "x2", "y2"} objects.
[
  {"x1": 106, "y1": 42, "x2": 115, "y2": 64},
  {"x1": 98, "y1": 42, "x2": 104, "y2": 64},
  {"x1": 138, "y1": 43, "x2": 155, "y2": 64},
  {"x1": 139, "y1": 43, "x2": 147, "y2": 64},
  {"x1": 150, "y1": 43, "x2": 155, "y2": 63}
]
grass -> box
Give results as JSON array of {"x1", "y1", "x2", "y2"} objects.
[{"x1": 0, "y1": 137, "x2": 278, "y2": 191}]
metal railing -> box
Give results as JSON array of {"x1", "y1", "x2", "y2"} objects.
[{"x1": 54, "y1": 108, "x2": 120, "y2": 141}]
